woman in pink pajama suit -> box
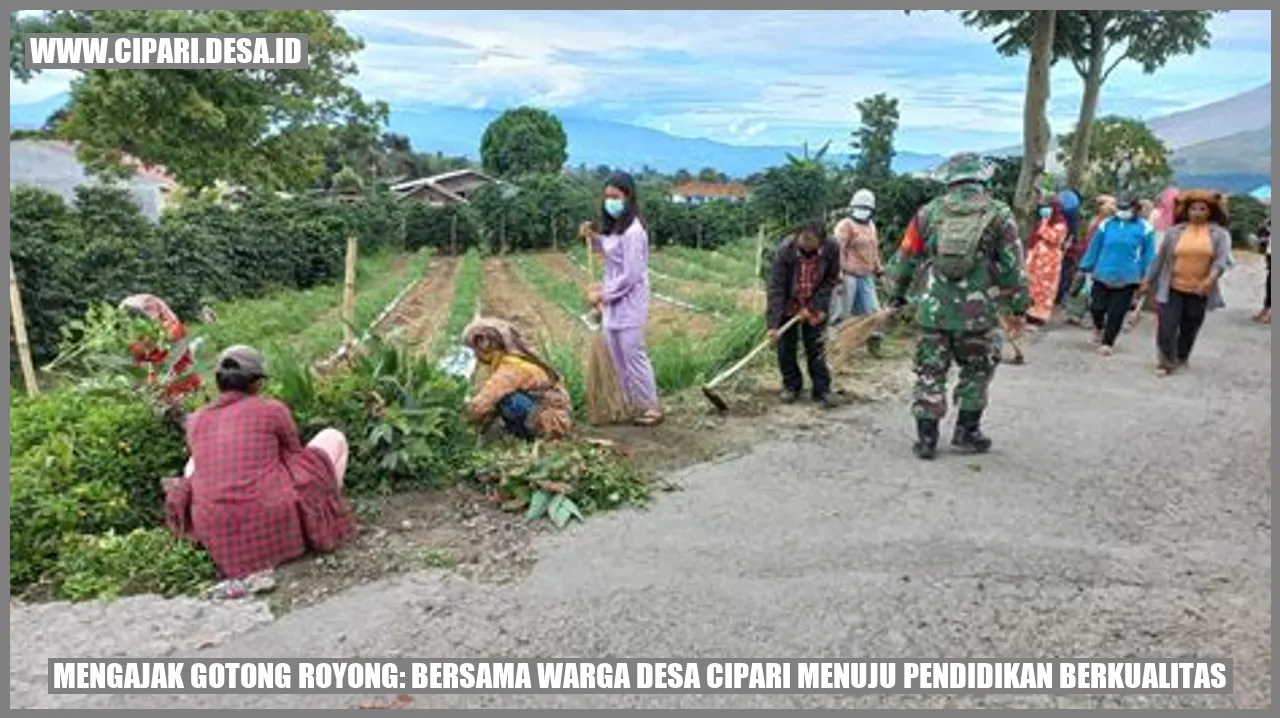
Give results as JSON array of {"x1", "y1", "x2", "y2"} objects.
[{"x1": 581, "y1": 171, "x2": 664, "y2": 426}]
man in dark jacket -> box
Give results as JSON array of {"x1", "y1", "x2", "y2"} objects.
[{"x1": 767, "y1": 220, "x2": 842, "y2": 407}]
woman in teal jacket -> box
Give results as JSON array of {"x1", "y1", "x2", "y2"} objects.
[{"x1": 1076, "y1": 193, "x2": 1158, "y2": 356}]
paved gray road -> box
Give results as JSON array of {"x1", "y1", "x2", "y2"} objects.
[{"x1": 10, "y1": 259, "x2": 1272, "y2": 709}]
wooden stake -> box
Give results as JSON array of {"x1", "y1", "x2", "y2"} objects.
[
  {"x1": 9, "y1": 258, "x2": 39, "y2": 397},
  {"x1": 343, "y1": 234, "x2": 358, "y2": 346}
]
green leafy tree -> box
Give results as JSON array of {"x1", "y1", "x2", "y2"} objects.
[
  {"x1": 958, "y1": 10, "x2": 1223, "y2": 190},
  {"x1": 1058, "y1": 116, "x2": 1172, "y2": 197},
  {"x1": 849, "y1": 93, "x2": 900, "y2": 185},
  {"x1": 751, "y1": 142, "x2": 838, "y2": 231},
  {"x1": 10, "y1": 10, "x2": 380, "y2": 192},
  {"x1": 479, "y1": 107, "x2": 569, "y2": 177},
  {"x1": 696, "y1": 167, "x2": 728, "y2": 183}
]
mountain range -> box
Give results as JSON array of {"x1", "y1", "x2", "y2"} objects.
[{"x1": 9, "y1": 82, "x2": 1271, "y2": 190}]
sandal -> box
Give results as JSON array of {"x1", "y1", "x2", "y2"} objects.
[{"x1": 633, "y1": 410, "x2": 664, "y2": 427}]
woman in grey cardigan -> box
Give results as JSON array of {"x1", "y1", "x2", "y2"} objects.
[{"x1": 1142, "y1": 190, "x2": 1233, "y2": 376}]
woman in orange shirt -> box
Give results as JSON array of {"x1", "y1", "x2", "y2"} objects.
[{"x1": 1143, "y1": 190, "x2": 1232, "y2": 376}]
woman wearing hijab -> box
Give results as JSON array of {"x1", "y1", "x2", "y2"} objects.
[
  {"x1": 1056, "y1": 188, "x2": 1084, "y2": 304},
  {"x1": 118, "y1": 294, "x2": 203, "y2": 404},
  {"x1": 1144, "y1": 190, "x2": 1233, "y2": 376},
  {"x1": 1025, "y1": 196, "x2": 1069, "y2": 326},
  {"x1": 580, "y1": 172, "x2": 663, "y2": 426},
  {"x1": 1062, "y1": 195, "x2": 1116, "y2": 326},
  {"x1": 462, "y1": 317, "x2": 573, "y2": 440}
]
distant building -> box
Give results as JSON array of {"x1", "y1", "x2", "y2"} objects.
[
  {"x1": 392, "y1": 168, "x2": 499, "y2": 206},
  {"x1": 9, "y1": 139, "x2": 177, "y2": 220},
  {"x1": 669, "y1": 182, "x2": 749, "y2": 205}
]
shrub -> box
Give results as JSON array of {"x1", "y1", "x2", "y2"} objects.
[
  {"x1": 1227, "y1": 194, "x2": 1269, "y2": 249},
  {"x1": 9, "y1": 386, "x2": 187, "y2": 590},
  {"x1": 51, "y1": 529, "x2": 216, "y2": 601},
  {"x1": 10, "y1": 185, "x2": 408, "y2": 370},
  {"x1": 271, "y1": 338, "x2": 476, "y2": 496}
]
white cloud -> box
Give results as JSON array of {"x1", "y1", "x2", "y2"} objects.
[
  {"x1": 8, "y1": 9, "x2": 1270, "y2": 155},
  {"x1": 9, "y1": 69, "x2": 75, "y2": 104}
]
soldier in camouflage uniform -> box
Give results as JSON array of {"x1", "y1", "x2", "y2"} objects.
[{"x1": 885, "y1": 153, "x2": 1030, "y2": 460}]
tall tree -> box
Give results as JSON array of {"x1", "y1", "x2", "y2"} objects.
[
  {"x1": 479, "y1": 106, "x2": 569, "y2": 177},
  {"x1": 10, "y1": 10, "x2": 379, "y2": 192},
  {"x1": 1014, "y1": 11, "x2": 1056, "y2": 240},
  {"x1": 1058, "y1": 116, "x2": 1173, "y2": 197},
  {"x1": 849, "y1": 93, "x2": 900, "y2": 185},
  {"x1": 959, "y1": 10, "x2": 1223, "y2": 190}
]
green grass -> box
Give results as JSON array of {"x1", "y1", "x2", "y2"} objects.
[
  {"x1": 566, "y1": 245, "x2": 744, "y2": 316},
  {"x1": 528, "y1": 250, "x2": 767, "y2": 398},
  {"x1": 430, "y1": 248, "x2": 483, "y2": 359},
  {"x1": 510, "y1": 254, "x2": 591, "y2": 320},
  {"x1": 191, "y1": 250, "x2": 428, "y2": 369},
  {"x1": 664, "y1": 245, "x2": 758, "y2": 282}
]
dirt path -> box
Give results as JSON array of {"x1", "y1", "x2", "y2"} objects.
[
  {"x1": 376, "y1": 255, "x2": 460, "y2": 352},
  {"x1": 482, "y1": 256, "x2": 589, "y2": 348},
  {"x1": 11, "y1": 259, "x2": 1271, "y2": 709}
]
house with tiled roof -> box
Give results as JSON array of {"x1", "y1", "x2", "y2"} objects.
[{"x1": 669, "y1": 182, "x2": 749, "y2": 205}]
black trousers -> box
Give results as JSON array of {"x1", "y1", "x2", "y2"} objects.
[
  {"x1": 1089, "y1": 281, "x2": 1139, "y2": 347},
  {"x1": 777, "y1": 317, "x2": 832, "y2": 398},
  {"x1": 1265, "y1": 255, "x2": 1271, "y2": 310},
  {"x1": 1157, "y1": 289, "x2": 1208, "y2": 365}
]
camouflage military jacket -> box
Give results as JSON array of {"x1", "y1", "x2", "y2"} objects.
[{"x1": 886, "y1": 185, "x2": 1030, "y2": 333}]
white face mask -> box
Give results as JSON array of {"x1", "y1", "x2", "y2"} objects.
[
  {"x1": 1116, "y1": 210, "x2": 1134, "y2": 221},
  {"x1": 850, "y1": 208, "x2": 873, "y2": 222}
]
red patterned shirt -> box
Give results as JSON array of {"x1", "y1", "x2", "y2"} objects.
[
  {"x1": 164, "y1": 391, "x2": 355, "y2": 579},
  {"x1": 790, "y1": 252, "x2": 822, "y2": 314}
]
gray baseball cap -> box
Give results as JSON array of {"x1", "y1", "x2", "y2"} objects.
[{"x1": 216, "y1": 344, "x2": 268, "y2": 378}]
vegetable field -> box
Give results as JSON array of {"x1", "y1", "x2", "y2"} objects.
[{"x1": 214, "y1": 239, "x2": 775, "y2": 411}]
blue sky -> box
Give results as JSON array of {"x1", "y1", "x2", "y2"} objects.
[{"x1": 9, "y1": 10, "x2": 1272, "y2": 155}]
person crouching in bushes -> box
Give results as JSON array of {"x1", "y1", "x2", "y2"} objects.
[
  {"x1": 118, "y1": 294, "x2": 203, "y2": 413},
  {"x1": 1143, "y1": 190, "x2": 1233, "y2": 376},
  {"x1": 462, "y1": 317, "x2": 573, "y2": 441},
  {"x1": 164, "y1": 345, "x2": 355, "y2": 598},
  {"x1": 767, "y1": 220, "x2": 842, "y2": 408}
]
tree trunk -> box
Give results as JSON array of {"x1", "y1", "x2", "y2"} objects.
[
  {"x1": 1014, "y1": 10, "x2": 1056, "y2": 240},
  {"x1": 1066, "y1": 16, "x2": 1107, "y2": 191}
]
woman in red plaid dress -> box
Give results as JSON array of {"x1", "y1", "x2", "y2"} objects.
[{"x1": 164, "y1": 345, "x2": 356, "y2": 583}]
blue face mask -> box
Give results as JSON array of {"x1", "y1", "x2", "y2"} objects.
[
  {"x1": 1038, "y1": 207, "x2": 1052, "y2": 219},
  {"x1": 604, "y1": 198, "x2": 626, "y2": 218}
]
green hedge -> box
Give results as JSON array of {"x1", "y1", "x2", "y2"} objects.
[
  {"x1": 10, "y1": 386, "x2": 197, "y2": 595},
  {"x1": 10, "y1": 185, "x2": 408, "y2": 368}
]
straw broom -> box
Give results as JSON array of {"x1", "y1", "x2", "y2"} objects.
[
  {"x1": 582, "y1": 229, "x2": 631, "y2": 424},
  {"x1": 827, "y1": 307, "x2": 898, "y2": 365}
]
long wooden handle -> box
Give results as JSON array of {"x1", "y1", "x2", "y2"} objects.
[{"x1": 705, "y1": 314, "x2": 803, "y2": 390}]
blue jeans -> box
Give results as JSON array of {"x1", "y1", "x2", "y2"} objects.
[
  {"x1": 498, "y1": 391, "x2": 537, "y2": 440},
  {"x1": 847, "y1": 275, "x2": 881, "y2": 316}
]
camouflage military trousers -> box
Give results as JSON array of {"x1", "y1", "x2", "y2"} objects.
[{"x1": 911, "y1": 329, "x2": 997, "y2": 420}]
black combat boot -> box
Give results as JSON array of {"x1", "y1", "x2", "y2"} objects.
[
  {"x1": 913, "y1": 417, "x2": 939, "y2": 460},
  {"x1": 951, "y1": 410, "x2": 992, "y2": 454}
]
